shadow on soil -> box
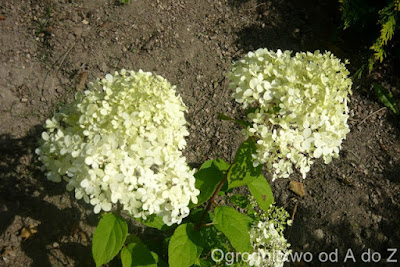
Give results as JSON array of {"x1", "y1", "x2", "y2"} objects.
[
  {"x1": 230, "y1": 0, "x2": 343, "y2": 54},
  {"x1": 0, "y1": 126, "x2": 95, "y2": 266},
  {"x1": 288, "y1": 204, "x2": 400, "y2": 266}
]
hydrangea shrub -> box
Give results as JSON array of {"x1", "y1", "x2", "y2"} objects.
[
  {"x1": 33, "y1": 57, "x2": 331, "y2": 266},
  {"x1": 228, "y1": 49, "x2": 352, "y2": 180},
  {"x1": 36, "y1": 69, "x2": 199, "y2": 225}
]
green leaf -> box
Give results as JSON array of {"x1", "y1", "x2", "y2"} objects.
[
  {"x1": 217, "y1": 112, "x2": 236, "y2": 121},
  {"x1": 232, "y1": 262, "x2": 252, "y2": 267},
  {"x1": 168, "y1": 223, "x2": 202, "y2": 267},
  {"x1": 199, "y1": 160, "x2": 214, "y2": 170},
  {"x1": 230, "y1": 194, "x2": 250, "y2": 209},
  {"x1": 245, "y1": 107, "x2": 259, "y2": 116},
  {"x1": 191, "y1": 163, "x2": 225, "y2": 207},
  {"x1": 368, "y1": 57, "x2": 375, "y2": 73},
  {"x1": 373, "y1": 82, "x2": 399, "y2": 114},
  {"x1": 213, "y1": 206, "x2": 253, "y2": 252},
  {"x1": 151, "y1": 252, "x2": 168, "y2": 267},
  {"x1": 121, "y1": 236, "x2": 157, "y2": 267},
  {"x1": 92, "y1": 213, "x2": 128, "y2": 267},
  {"x1": 193, "y1": 258, "x2": 216, "y2": 267},
  {"x1": 217, "y1": 112, "x2": 251, "y2": 128},
  {"x1": 189, "y1": 208, "x2": 211, "y2": 223},
  {"x1": 134, "y1": 214, "x2": 172, "y2": 231},
  {"x1": 247, "y1": 175, "x2": 274, "y2": 211},
  {"x1": 220, "y1": 182, "x2": 233, "y2": 194},
  {"x1": 228, "y1": 139, "x2": 262, "y2": 189},
  {"x1": 212, "y1": 158, "x2": 231, "y2": 171},
  {"x1": 199, "y1": 225, "x2": 229, "y2": 251},
  {"x1": 352, "y1": 64, "x2": 366, "y2": 79},
  {"x1": 199, "y1": 158, "x2": 230, "y2": 171}
]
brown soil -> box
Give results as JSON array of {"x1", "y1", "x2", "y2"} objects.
[{"x1": 1, "y1": 0, "x2": 399, "y2": 266}]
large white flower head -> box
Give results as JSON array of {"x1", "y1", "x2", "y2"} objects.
[
  {"x1": 247, "y1": 201, "x2": 292, "y2": 267},
  {"x1": 228, "y1": 49, "x2": 352, "y2": 180},
  {"x1": 36, "y1": 69, "x2": 199, "y2": 225}
]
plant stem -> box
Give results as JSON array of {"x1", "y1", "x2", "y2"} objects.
[
  {"x1": 194, "y1": 137, "x2": 246, "y2": 230},
  {"x1": 195, "y1": 165, "x2": 231, "y2": 230},
  {"x1": 116, "y1": 201, "x2": 123, "y2": 216},
  {"x1": 199, "y1": 222, "x2": 214, "y2": 228}
]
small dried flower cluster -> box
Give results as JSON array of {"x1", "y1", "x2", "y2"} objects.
[
  {"x1": 36, "y1": 70, "x2": 199, "y2": 225},
  {"x1": 228, "y1": 49, "x2": 352, "y2": 180}
]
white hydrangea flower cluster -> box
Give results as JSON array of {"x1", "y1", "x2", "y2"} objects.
[
  {"x1": 247, "y1": 203, "x2": 291, "y2": 267},
  {"x1": 36, "y1": 69, "x2": 199, "y2": 225},
  {"x1": 228, "y1": 49, "x2": 352, "y2": 180}
]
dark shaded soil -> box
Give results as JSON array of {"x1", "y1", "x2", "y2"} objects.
[{"x1": 0, "y1": 0, "x2": 399, "y2": 266}]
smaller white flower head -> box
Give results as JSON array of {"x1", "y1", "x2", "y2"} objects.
[
  {"x1": 228, "y1": 49, "x2": 352, "y2": 179},
  {"x1": 247, "y1": 204, "x2": 291, "y2": 267}
]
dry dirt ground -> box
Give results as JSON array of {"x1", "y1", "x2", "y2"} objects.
[{"x1": 1, "y1": 0, "x2": 399, "y2": 266}]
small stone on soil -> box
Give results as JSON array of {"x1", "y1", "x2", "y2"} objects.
[{"x1": 313, "y1": 229, "x2": 324, "y2": 240}]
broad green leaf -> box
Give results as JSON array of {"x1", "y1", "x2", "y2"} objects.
[
  {"x1": 230, "y1": 194, "x2": 250, "y2": 209},
  {"x1": 213, "y1": 206, "x2": 253, "y2": 252},
  {"x1": 208, "y1": 210, "x2": 215, "y2": 221},
  {"x1": 232, "y1": 262, "x2": 252, "y2": 267},
  {"x1": 92, "y1": 213, "x2": 128, "y2": 267},
  {"x1": 125, "y1": 234, "x2": 142, "y2": 245},
  {"x1": 373, "y1": 82, "x2": 399, "y2": 114},
  {"x1": 168, "y1": 223, "x2": 202, "y2": 267},
  {"x1": 126, "y1": 233, "x2": 168, "y2": 265},
  {"x1": 193, "y1": 258, "x2": 216, "y2": 267},
  {"x1": 199, "y1": 158, "x2": 231, "y2": 195},
  {"x1": 220, "y1": 182, "x2": 233, "y2": 194},
  {"x1": 217, "y1": 112, "x2": 251, "y2": 128},
  {"x1": 247, "y1": 209, "x2": 257, "y2": 220},
  {"x1": 228, "y1": 139, "x2": 262, "y2": 189},
  {"x1": 245, "y1": 107, "x2": 259, "y2": 116},
  {"x1": 191, "y1": 164, "x2": 225, "y2": 207},
  {"x1": 199, "y1": 158, "x2": 230, "y2": 171},
  {"x1": 134, "y1": 214, "x2": 171, "y2": 231},
  {"x1": 189, "y1": 208, "x2": 211, "y2": 223},
  {"x1": 212, "y1": 158, "x2": 231, "y2": 171},
  {"x1": 247, "y1": 175, "x2": 274, "y2": 211},
  {"x1": 121, "y1": 236, "x2": 157, "y2": 267},
  {"x1": 151, "y1": 252, "x2": 168, "y2": 267},
  {"x1": 199, "y1": 225, "x2": 229, "y2": 251},
  {"x1": 199, "y1": 160, "x2": 214, "y2": 170}
]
